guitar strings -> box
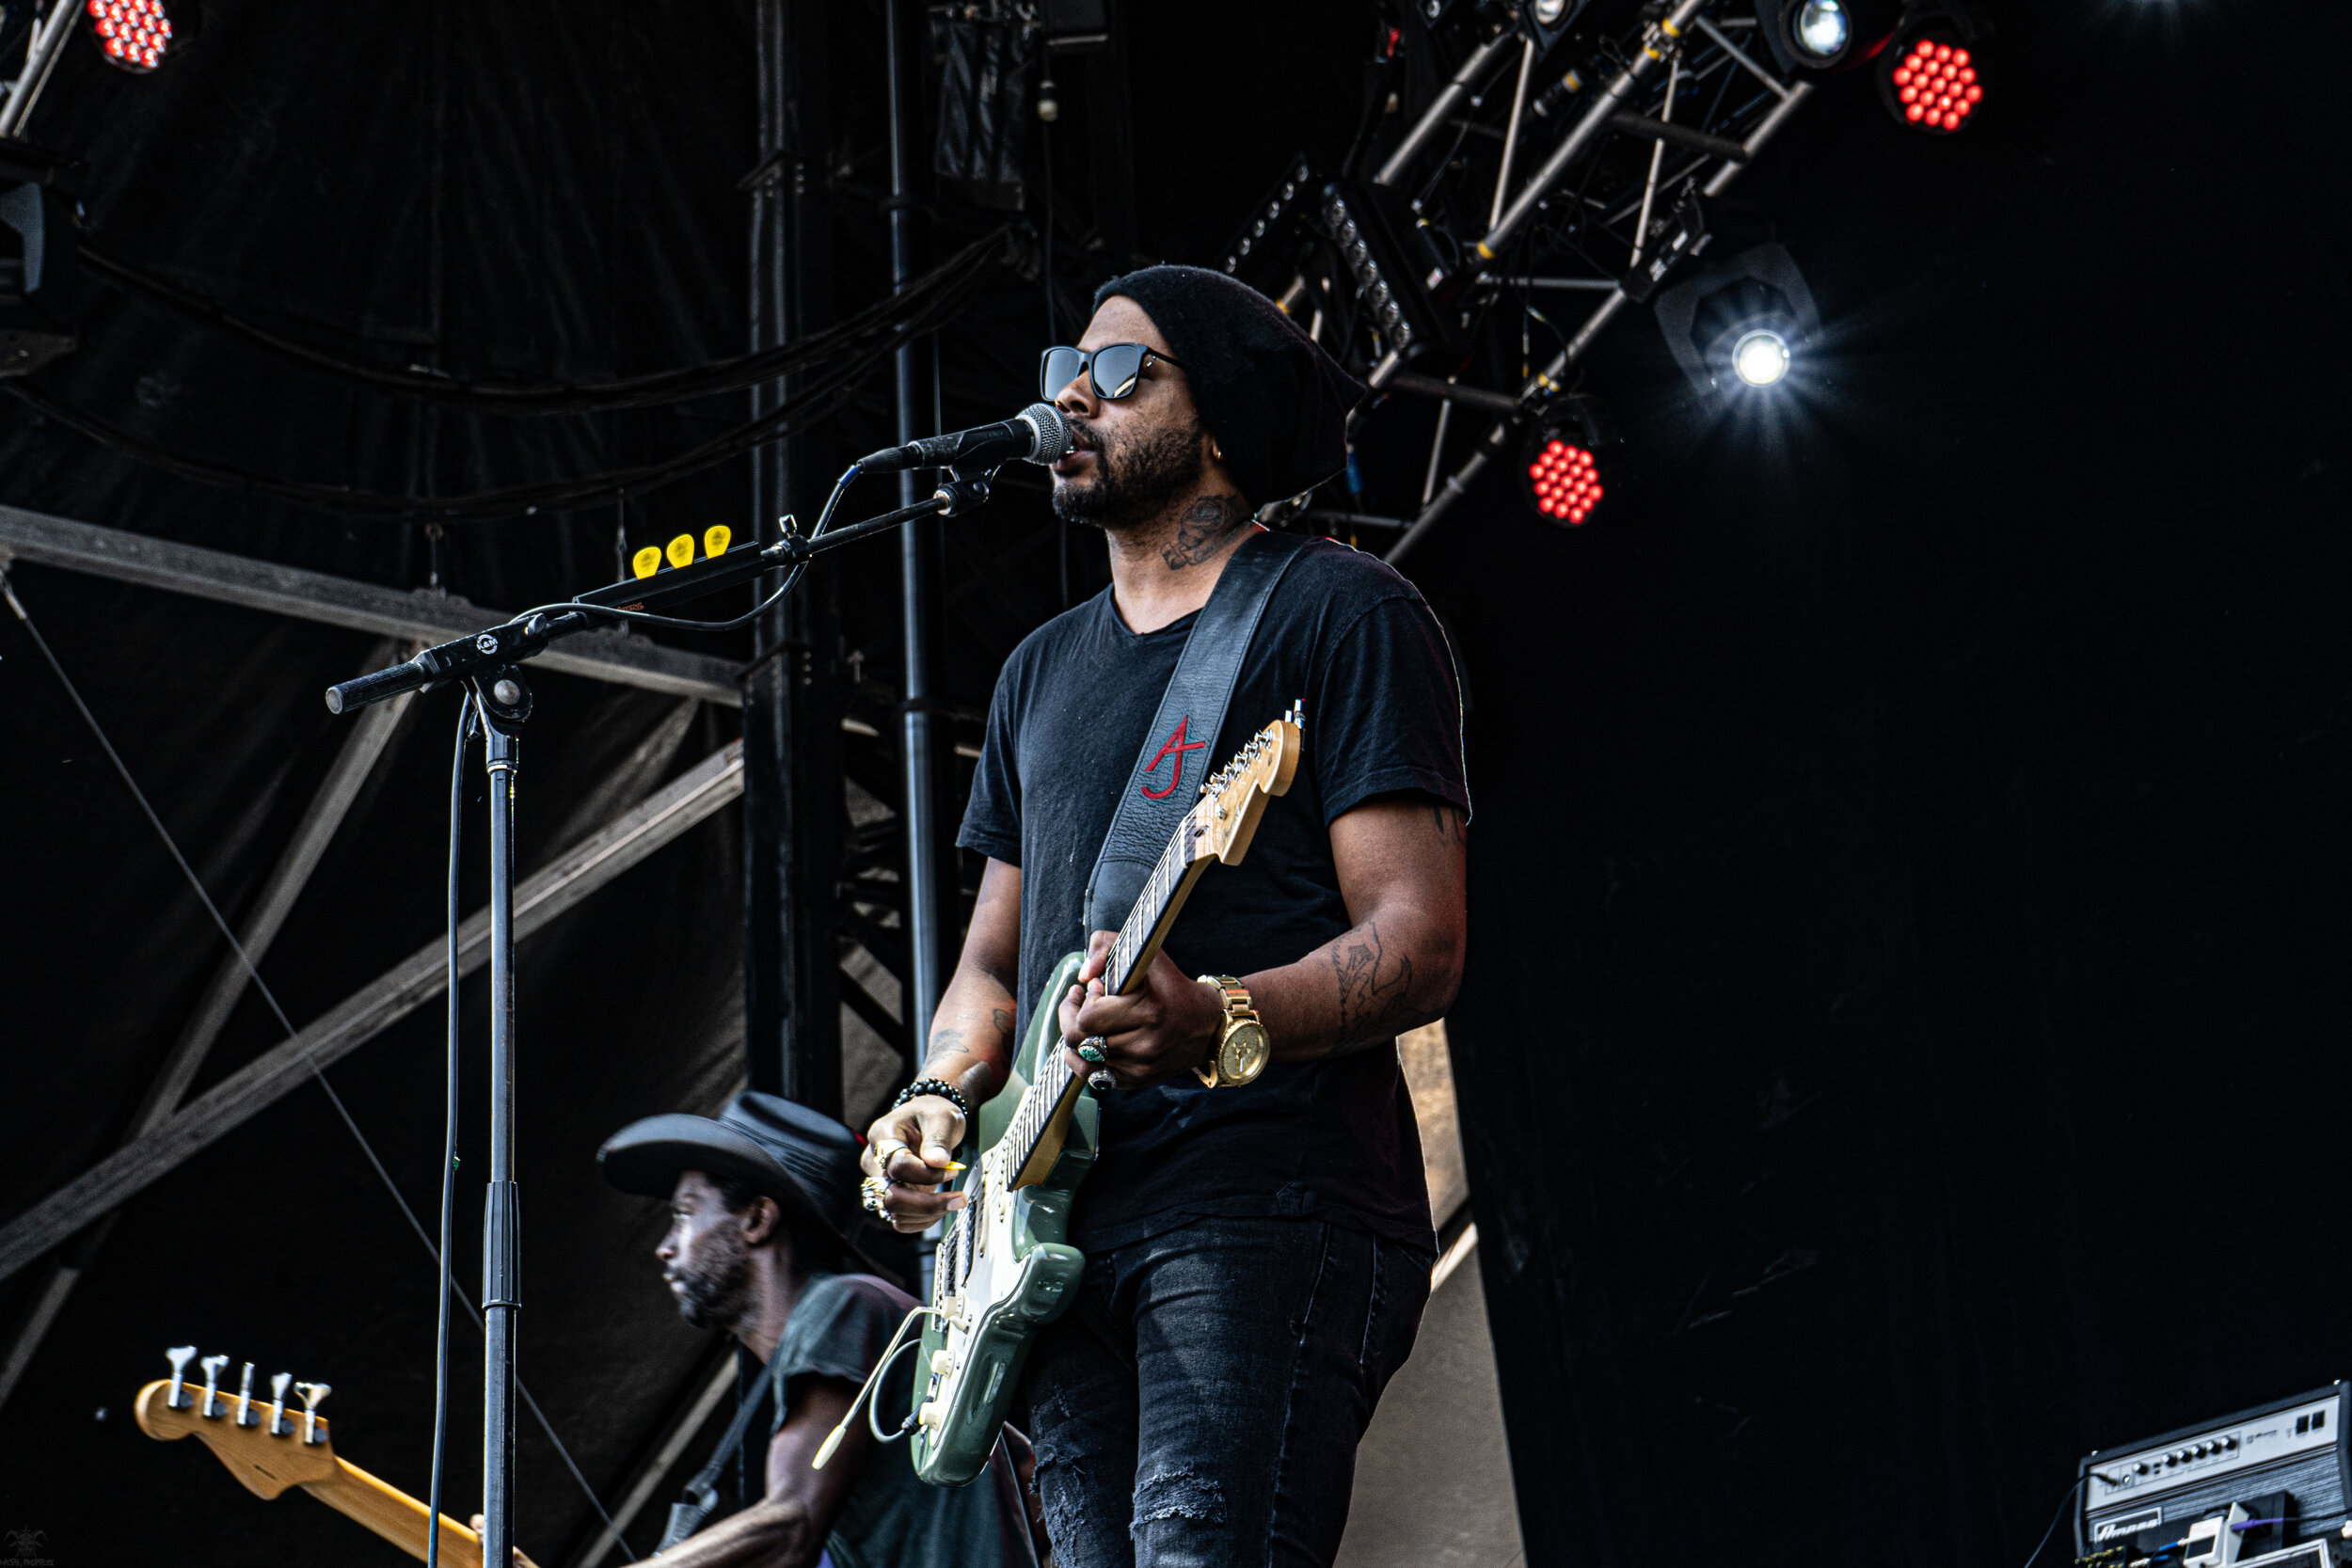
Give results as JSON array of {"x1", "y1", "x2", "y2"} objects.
[{"x1": 3, "y1": 577, "x2": 635, "y2": 1560}]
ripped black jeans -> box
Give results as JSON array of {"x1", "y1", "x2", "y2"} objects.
[{"x1": 1022, "y1": 1215, "x2": 1430, "y2": 1568}]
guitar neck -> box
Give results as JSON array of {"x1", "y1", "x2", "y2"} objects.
[
  {"x1": 1103, "y1": 809, "x2": 1210, "y2": 996},
  {"x1": 304, "y1": 1460, "x2": 483, "y2": 1568},
  {"x1": 999, "y1": 805, "x2": 1209, "y2": 1189}
]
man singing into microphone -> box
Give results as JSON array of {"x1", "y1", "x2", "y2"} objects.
[{"x1": 862, "y1": 265, "x2": 1471, "y2": 1567}]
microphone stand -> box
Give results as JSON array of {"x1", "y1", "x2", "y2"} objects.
[{"x1": 324, "y1": 469, "x2": 992, "y2": 1568}]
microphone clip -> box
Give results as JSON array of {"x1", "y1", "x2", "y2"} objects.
[{"x1": 934, "y1": 463, "x2": 995, "y2": 518}]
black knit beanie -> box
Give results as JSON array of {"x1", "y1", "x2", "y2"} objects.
[{"x1": 1090, "y1": 264, "x2": 1369, "y2": 507}]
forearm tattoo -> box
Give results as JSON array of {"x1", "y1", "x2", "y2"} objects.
[
  {"x1": 1163, "y1": 493, "x2": 1252, "y2": 570},
  {"x1": 922, "y1": 1007, "x2": 1017, "y2": 1085},
  {"x1": 1331, "y1": 920, "x2": 1423, "y2": 1038}
]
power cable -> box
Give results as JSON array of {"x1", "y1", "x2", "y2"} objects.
[
  {"x1": 2018, "y1": 1474, "x2": 2104, "y2": 1568},
  {"x1": 0, "y1": 570, "x2": 633, "y2": 1560},
  {"x1": 427, "y1": 693, "x2": 476, "y2": 1568},
  {"x1": 74, "y1": 226, "x2": 1014, "y2": 416}
]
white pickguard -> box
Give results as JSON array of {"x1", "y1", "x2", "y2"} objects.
[{"x1": 921, "y1": 1146, "x2": 1025, "y2": 1425}]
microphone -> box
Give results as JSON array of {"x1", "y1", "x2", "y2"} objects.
[{"x1": 855, "y1": 403, "x2": 1073, "y2": 474}]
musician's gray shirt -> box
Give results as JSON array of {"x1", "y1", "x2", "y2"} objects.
[{"x1": 767, "y1": 1272, "x2": 1036, "y2": 1568}]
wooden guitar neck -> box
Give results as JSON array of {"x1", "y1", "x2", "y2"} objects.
[
  {"x1": 303, "y1": 1462, "x2": 485, "y2": 1568},
  {"x1": 135, "y1": 1378, "x2": 483, "y2": 1567}
]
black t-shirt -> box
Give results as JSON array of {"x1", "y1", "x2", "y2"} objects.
[
  {"x1": 767, "y1": 1273, "x2": 1035, "y2": 1568},
  {"x1": 958, "y1": 535, "x2": 1470, "y2": 1253}
]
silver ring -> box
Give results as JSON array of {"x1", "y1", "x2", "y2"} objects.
[{"x1": 1088, "y1": 1068, "x2": 1118, "y2": 1093}]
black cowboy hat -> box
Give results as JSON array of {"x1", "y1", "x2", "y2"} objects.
[{"x1": 598, "y1": 1091, "x2": 876, "y2": 1270}]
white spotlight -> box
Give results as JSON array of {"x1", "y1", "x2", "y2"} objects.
[
  {"x1": 1795, "y1": 0, "x2": 1850, "y2": 56},
  {"x1": 1731, "y1": 329, "x2": 1791, "y2": 388}
]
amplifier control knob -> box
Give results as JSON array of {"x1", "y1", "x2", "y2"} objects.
[
  {"x1": 2136, "y1": 1463, "x2": 2150, "y2": 1474},
  {"x1": 2165, "y1": 1454, "x2": 2179, "y2": 1467},
  {"x1": 2224, "y1": 1437, "x2": 2239, "y2": 1450}
]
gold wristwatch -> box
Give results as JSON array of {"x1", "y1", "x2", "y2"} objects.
[{"x1": 1194, "y1": 975, "x2": 1271, "y2": 1088}]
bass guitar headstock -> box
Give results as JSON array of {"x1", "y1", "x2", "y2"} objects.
[
  {"x1": 135, "y1": 1344, "x2": 337, "y2": 1499},
  {"x1": 1190, "y1": 701, "x2": 1303, "y2": 867}
]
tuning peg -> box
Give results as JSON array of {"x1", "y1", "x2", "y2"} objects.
[
  {"x1": 268, "y1": 1372, "x2": 293, "y2": 1436},
  {"x1": 295, "y1": 1382, "x2": 330, "y2": 1445},
  {"x1": 165, "y1": 1346, "x2": 197, "y2": 1410},
  {"x1": 234, "y1": 1361, "x2": 260, "y2": 1427},
  {"x1": 199, "y1": 1354, "x2": 229, "y2": 1418}
]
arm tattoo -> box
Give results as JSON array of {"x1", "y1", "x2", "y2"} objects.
[
  {"x1": 1162, "y1": 493, "x2": 1252, "y2": 570},
  {"x1": 992, "y1": 1007, "x2": 1013, "y2": 1042},
  {"x1": 925, "y1": 1028, "x2": 970, "y2": 1074},
  {"x1": 1331, "y1": 920, "x2": 1422, "y2": 1038}
]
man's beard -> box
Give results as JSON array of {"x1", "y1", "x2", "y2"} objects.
[
  {"x1": 669, "y1": 1230, "x2": 752, "y2": 1332},
  {"x1": 1051, "y1": 413, "x2": 1207, "y2": 530}
]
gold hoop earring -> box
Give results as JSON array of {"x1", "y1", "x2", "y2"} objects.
[{"x1": 1211, "y1": 440, "x2": 1224, "y2": 462}]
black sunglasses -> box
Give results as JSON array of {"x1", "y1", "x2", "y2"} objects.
[{"x1": 1040, "y1": 342, "x2": 1185, "y2": 403}]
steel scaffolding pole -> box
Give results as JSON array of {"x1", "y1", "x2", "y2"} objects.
[
  {"x1": 884, "y1": 0, "x2": 947, "y2": 1066},
  {"x1": 747, "y1": 0, "x2": 844, "y2": 1115}
]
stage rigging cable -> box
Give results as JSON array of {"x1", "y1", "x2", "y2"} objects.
[
  {"x1": 72, "y1": 226, "x2": 1014, "y2": 415},
  {"x1": 4, "y1": 231, "x2": 1003, "y2": 520}
]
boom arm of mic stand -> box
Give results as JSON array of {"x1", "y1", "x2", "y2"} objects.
[{"x1": 324, "y1": 481, "x2": 981, "y2": 715}]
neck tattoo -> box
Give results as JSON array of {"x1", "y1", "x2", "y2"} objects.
[{"x1": 1162, "y1": 493, "x2": 1252, "y2": 571}]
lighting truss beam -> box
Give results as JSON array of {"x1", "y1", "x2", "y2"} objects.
[
  {"x1": 1376, "y1": 30, "x2": 1524, "y2": 189},
  {"x1": 0, "y1": 505, "x2": 744, "y2": 706},
  {"x1": 1389, "y1": 79, "x2": 1815, "y2": 565},
  {"x1": 1386, "y1": 372, "x2": 1522, "y2": 416},
  {"x1": 0, "y1": 0, "x2": 80, "y2": 139},
  {"x1": 0, "y1": 741, "x2": 748, "y2": 1286},
  {"x1": 1479, "y1": 0, "x2": 1711, "y2": 261},
  {"x1": 1606, "y1": 111, "x2": 1751, "y2": 165}
]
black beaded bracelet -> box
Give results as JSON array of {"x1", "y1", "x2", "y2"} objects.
[{"x1": 893, "y1": 1078, "x2": 970, "y2": 1120}]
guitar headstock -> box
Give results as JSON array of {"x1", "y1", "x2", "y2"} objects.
[
  {"x1": 135, "y1": 1346, "x2": 337, "y2": 1499},
  {"x1": 1191, "y1": 705, "x2": 1304, "y2": 867}
]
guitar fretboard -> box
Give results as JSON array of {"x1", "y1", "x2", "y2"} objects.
[
  {"x1": 981, "y1": 800, "x2": 1206, "y2": 1194},
  {"x1": 1102, "y1": 810, "x2": 1205, "y2": 996}
]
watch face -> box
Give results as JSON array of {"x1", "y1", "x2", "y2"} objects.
[{"x1": 1220, "y1": 1022, "x2": 1272, "y2": 1084}]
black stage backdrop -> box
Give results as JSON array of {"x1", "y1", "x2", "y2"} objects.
[
  {"x1": 1, "y1": 2, "x2": 2348, "y2": 1566},
  {"x1": 1385, "y1": 2, "x2": 2352, "y2": 1562}
]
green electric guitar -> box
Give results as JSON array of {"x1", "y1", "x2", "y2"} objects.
[{"x1": 908, "y1": 708, "x2": 1303, "y2": 1486}]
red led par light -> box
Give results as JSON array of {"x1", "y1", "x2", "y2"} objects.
[
  {"x1": 1524, "y1": 436, "x2": 1604, "y2": 526},
  {"x1": 1876, "y1": 3, "x2": 1992, "y2": 135},
  {"x1": 1884, "y1": 36, "x2": 1981, "y2": 132},
  {"x1": 1518, "y1": 393, "x2": 1617, "y2": 528},
  {"x1": 85, "y1": 0, "x2": 175, "y2": 71}
]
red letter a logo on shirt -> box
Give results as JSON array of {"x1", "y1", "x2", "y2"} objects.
[{"x1": 1138, "y1": 717, "x2": 1208, "y2": 800}]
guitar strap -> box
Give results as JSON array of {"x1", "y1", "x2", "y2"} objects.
[
  {"x1": 657, "y1": 1359, "x2": 773, "y2": 1551},
  {"x1": 1081, "y1": 529, "x2": 1312, "y2": 942}
]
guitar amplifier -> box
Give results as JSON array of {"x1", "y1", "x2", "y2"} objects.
[{"x1": 2080, "y1": 1386, "x2": 2352, "y2": 1560}]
